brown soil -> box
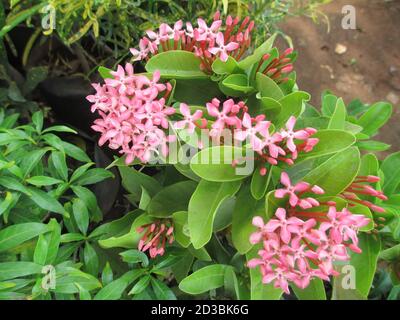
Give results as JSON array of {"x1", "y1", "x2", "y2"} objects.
[{"x1": 278, "y1": 0, "x2": 400, "y2": 151}]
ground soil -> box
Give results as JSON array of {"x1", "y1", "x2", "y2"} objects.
[{"x1": 278, "y1": 0, "x2": 400, "y2": 152}]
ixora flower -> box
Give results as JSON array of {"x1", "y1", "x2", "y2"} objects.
[
  {"x1": 137, "y1": 220, "x2": 174, "y2": 259},
  {"x1": 87, "y1": 65, "x2": 176, "y2": 164},
  {"x1": 129, "y1": 11, "x2": 261, "y2": 73},
  {"x1": 247, "y1": 172, "x2": 387, "y2": 294}
]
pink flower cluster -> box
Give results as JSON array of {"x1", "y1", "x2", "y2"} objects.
[
  {"x1": 194, "y1": 98, "x2": 318, "y2": 175},
  {"x1": 137, "y1": 220, "x2": 174, "y2": 259},
  {"x1": 86, "y1": 64, "x2": 176, "y2": 164},
  {"x1": 130, "y1": 11, "x2": 254, "y2": 72},
  {"x1": 248, "y1": 172, "x2": 371, "y2": 294}
]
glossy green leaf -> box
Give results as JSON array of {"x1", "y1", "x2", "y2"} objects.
[
  {"x1": 380, "y1": 151, "x2": 400, "y2": 195},
  {"x1": 302, "y1": 147, "x2": 360, "y2": 196},
  {"x1": 358, "y1": 102, "x2": 392, "y2": 136},
  {"x1": 179, "y1": 264, "x2": 228, "y2": 295},
  {"x1": 0, "y1": 262, "x2": 43, "y2": 281},
  {"x1": 255, "y1": 72, "x2": 284, "y2": 100},
  {"x1": 72, "y1": 198, "x2": 89, "y2": 235},
  {"x1": 232, "y1": 183, "x2": 265, "y2": 254},
  {"x1": 238, "y1": 33, "x2": 277, "y2": 70},
  {"x1": 148, "y1": 181, "x2": 197, "y2": 218},
  {"x1": 291, "y1": 278, "x2": 326, "y2": 300},
  {"x1": 172, "y1": 211, "x2": 191, "y2": 248},
  {"x1": 328, "y1": 98, "x2": 347, "y2": 130},
  {"x1": 0, "y1": 222, "x2": 49, "y2": 252},
  {"x1": 250, "y1": 165, "x2": 272, "y2": 200},
  {"x1": 274, "y1": 91, "x2": 310, "y2": 128},
  {"x1": 188, "y1": 180, "x2": 241, "y2": 249},
  {"x1": 297, "y1": 130, "x2": 356, "y2": 161},
  {"x1": 219, "y1": 73, "x2": 254, "y2": 97},
  {"x1": 94, "y1": 270, "x2": 144, "y2": 300},
  {"x1": 212, "y1": 56, "x2": 240, "y2": 75},
  {"x1": 146, "y1": 50, "x2": 207, "y2": 79},
  {"x1": 190, "y1": 146, "x2": 253, "y2": 182}
]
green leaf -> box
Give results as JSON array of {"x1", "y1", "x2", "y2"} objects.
[
  {"x1": 74, "y1": 168, "x2": 114, "y2": 186},
  {"x1": 381, "y1": 151, "x2": 400, "y2": 195},
  {"x1": 151, "y1": 278, "x2": 177, "y2": 300},
  {"x1": 146, "y1": 50, "x2": 207, "y2": 79},
  {"x1": 29, "y1": 187, "x2": 65, "y2": 215},
  {"x1": 172, "y1": 211, "x2": 191, "y2": 248},
  {"x1": 147, "y1": 181, "x2": 197, "y2": 218},
  {"x1": 232, "y1": 183, "x2": 265, "y2": 254},
  {"x1": 33, "y1": 234, "x2": 48, "y2": 265},
  {"x1": 26, "y1": 176, "x2": 62, "y2": 186},
  {"x1": 328, "y1": 98, "x2": 347, "y2": 130},
  {"x1": 255, "y1": 72, "x2": 284, "y2": 100},
  {"x1": 60, "y1": 141, "x2": 91, "y2": 162},
  {"x1": 0, "y1": 192, "x2": 14, "y2": 217},
  {"x1": 129, "y1": 275, "x2": 151, "y2": 295},
  {"x1": 53, "y1": 267, "x2": 101, "y2": 294},
  {"x1": 190, "y1": 146, "x2": 253, "y2": 182},
  {"x1": 321, "y1": 93, "x2": 338, "y2": 116},
  {"x1": 44, "y1": 218, "x2": 61, "y2": 264},
  {"x1": 238, "y1": 34, "x2": 277, "y2": 70},
  {"x1": 98, "y1": 66, "x2": 113, "y2": 79},
  {"x1": 84, "y1": 242, "x2": 99, "y2": 276},
  {"x1": 94, "y1": 270, "x2": 144, "y2": 300},
  {"x1": 356, "y1": 140, "x2": 391, "y2": 151},
  {"x1": 358, "y1": 102, "x2": 392, "y2": 136},
  {"x1": 120, "y1": 249, "x2": 149, "y2": 267},
  {"x1": 179, "y1": 264, "x2": 228, "y2": 295},
  {"x1": 101, "y1": 262, "x2": 113, "y2": 286},
  {"x1": 173, "y1": 78, "x2": 223, "y2": 105},
  {"x1": 302, "y1": 147, "x2": 360, "y2": 196},
  {"x1": 291, "y1": 278, "x2": 326, "y2": 300},
  {"x1": 250, "y1": 165, "x2": 272, "y2": 200},
  {"x1": 50, "y1": 151, "x2": 68, "y2": 181},
  {"x1": 333, "y1": 234, "x2": 381, "y2": 299},
  {"x1": 0, "y1": 262, "x2": 43, "y2": 281},
  {"x1": 118, "y1": 166, "x2": 161, "y2": 198},
  {"x1": 274, "y1": 91, "x2": 310, "y2": 128},
  {"x1": 297, "y1": 130, "x2": 356, "y2": 161},
  {"x1": 72, "y1": 198, "x2": 89, "y2": 235},
  {"x1": 42, "y1": 125, "x2": 77, "y2": 134},
  {"x1": 32, "y1": 110, "x2": 43, "y2": 133},
  {"x1": 219, "y1": 73, "x2": 254, "y2": 97},
  {"x1": 20, "y1": 148, "x2": 49, "y2": 177},
  {"x1": 0, "y1": 222, "x2": 49, "y2": 252},
  {"x1": 212, "y1": 56, "x2": 240, "y2": 75},
  {"x1": 188, "y1": 180, "x2": 241, "y2": 249},
  {"x1": 71, "y1": 186, "x2": 102, "y2": 221}
]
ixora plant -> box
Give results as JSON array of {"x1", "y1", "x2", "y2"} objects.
[{"x1": 85, "y1": 12, "x2": 400, "y2": 300}]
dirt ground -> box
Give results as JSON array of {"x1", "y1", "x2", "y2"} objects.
[{"x1": 278, "y1": 0, "x2": 400, "y2": 151}]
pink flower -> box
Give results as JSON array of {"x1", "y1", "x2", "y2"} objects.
[
  {"x1": 87, "y1": 64, "x2": 175, "y2": 165},
  {"x1": 207, "y1": 98, "x2": 240, "y2": 131},
  {"x1": 208, "y1": 32, "x2": 239, "y2": 62},
  {"x1": 280, "y1": 116, "x2": 310, "y2": 153},
  {"x1": 174, "y1": 103, "x2": 205, "y2": 133},
  {"x1": 130, "y1": 38, "x2": 154, "y2": 61},
  {"x1": 275, "y1": 172, "x2": 311, "y2": 207},
  {"x1": 265, "y1": 208, "x2": 303, "y2": 243},
  {"x1": 195, "y1": 18, "x2": 222, "y2": 41},
  {"x1": 234, "y1": 113, "x2": 270, "y2": 151},
  {"x1": 259, "y1": 130, "x2": 285, "y2": 159}
]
